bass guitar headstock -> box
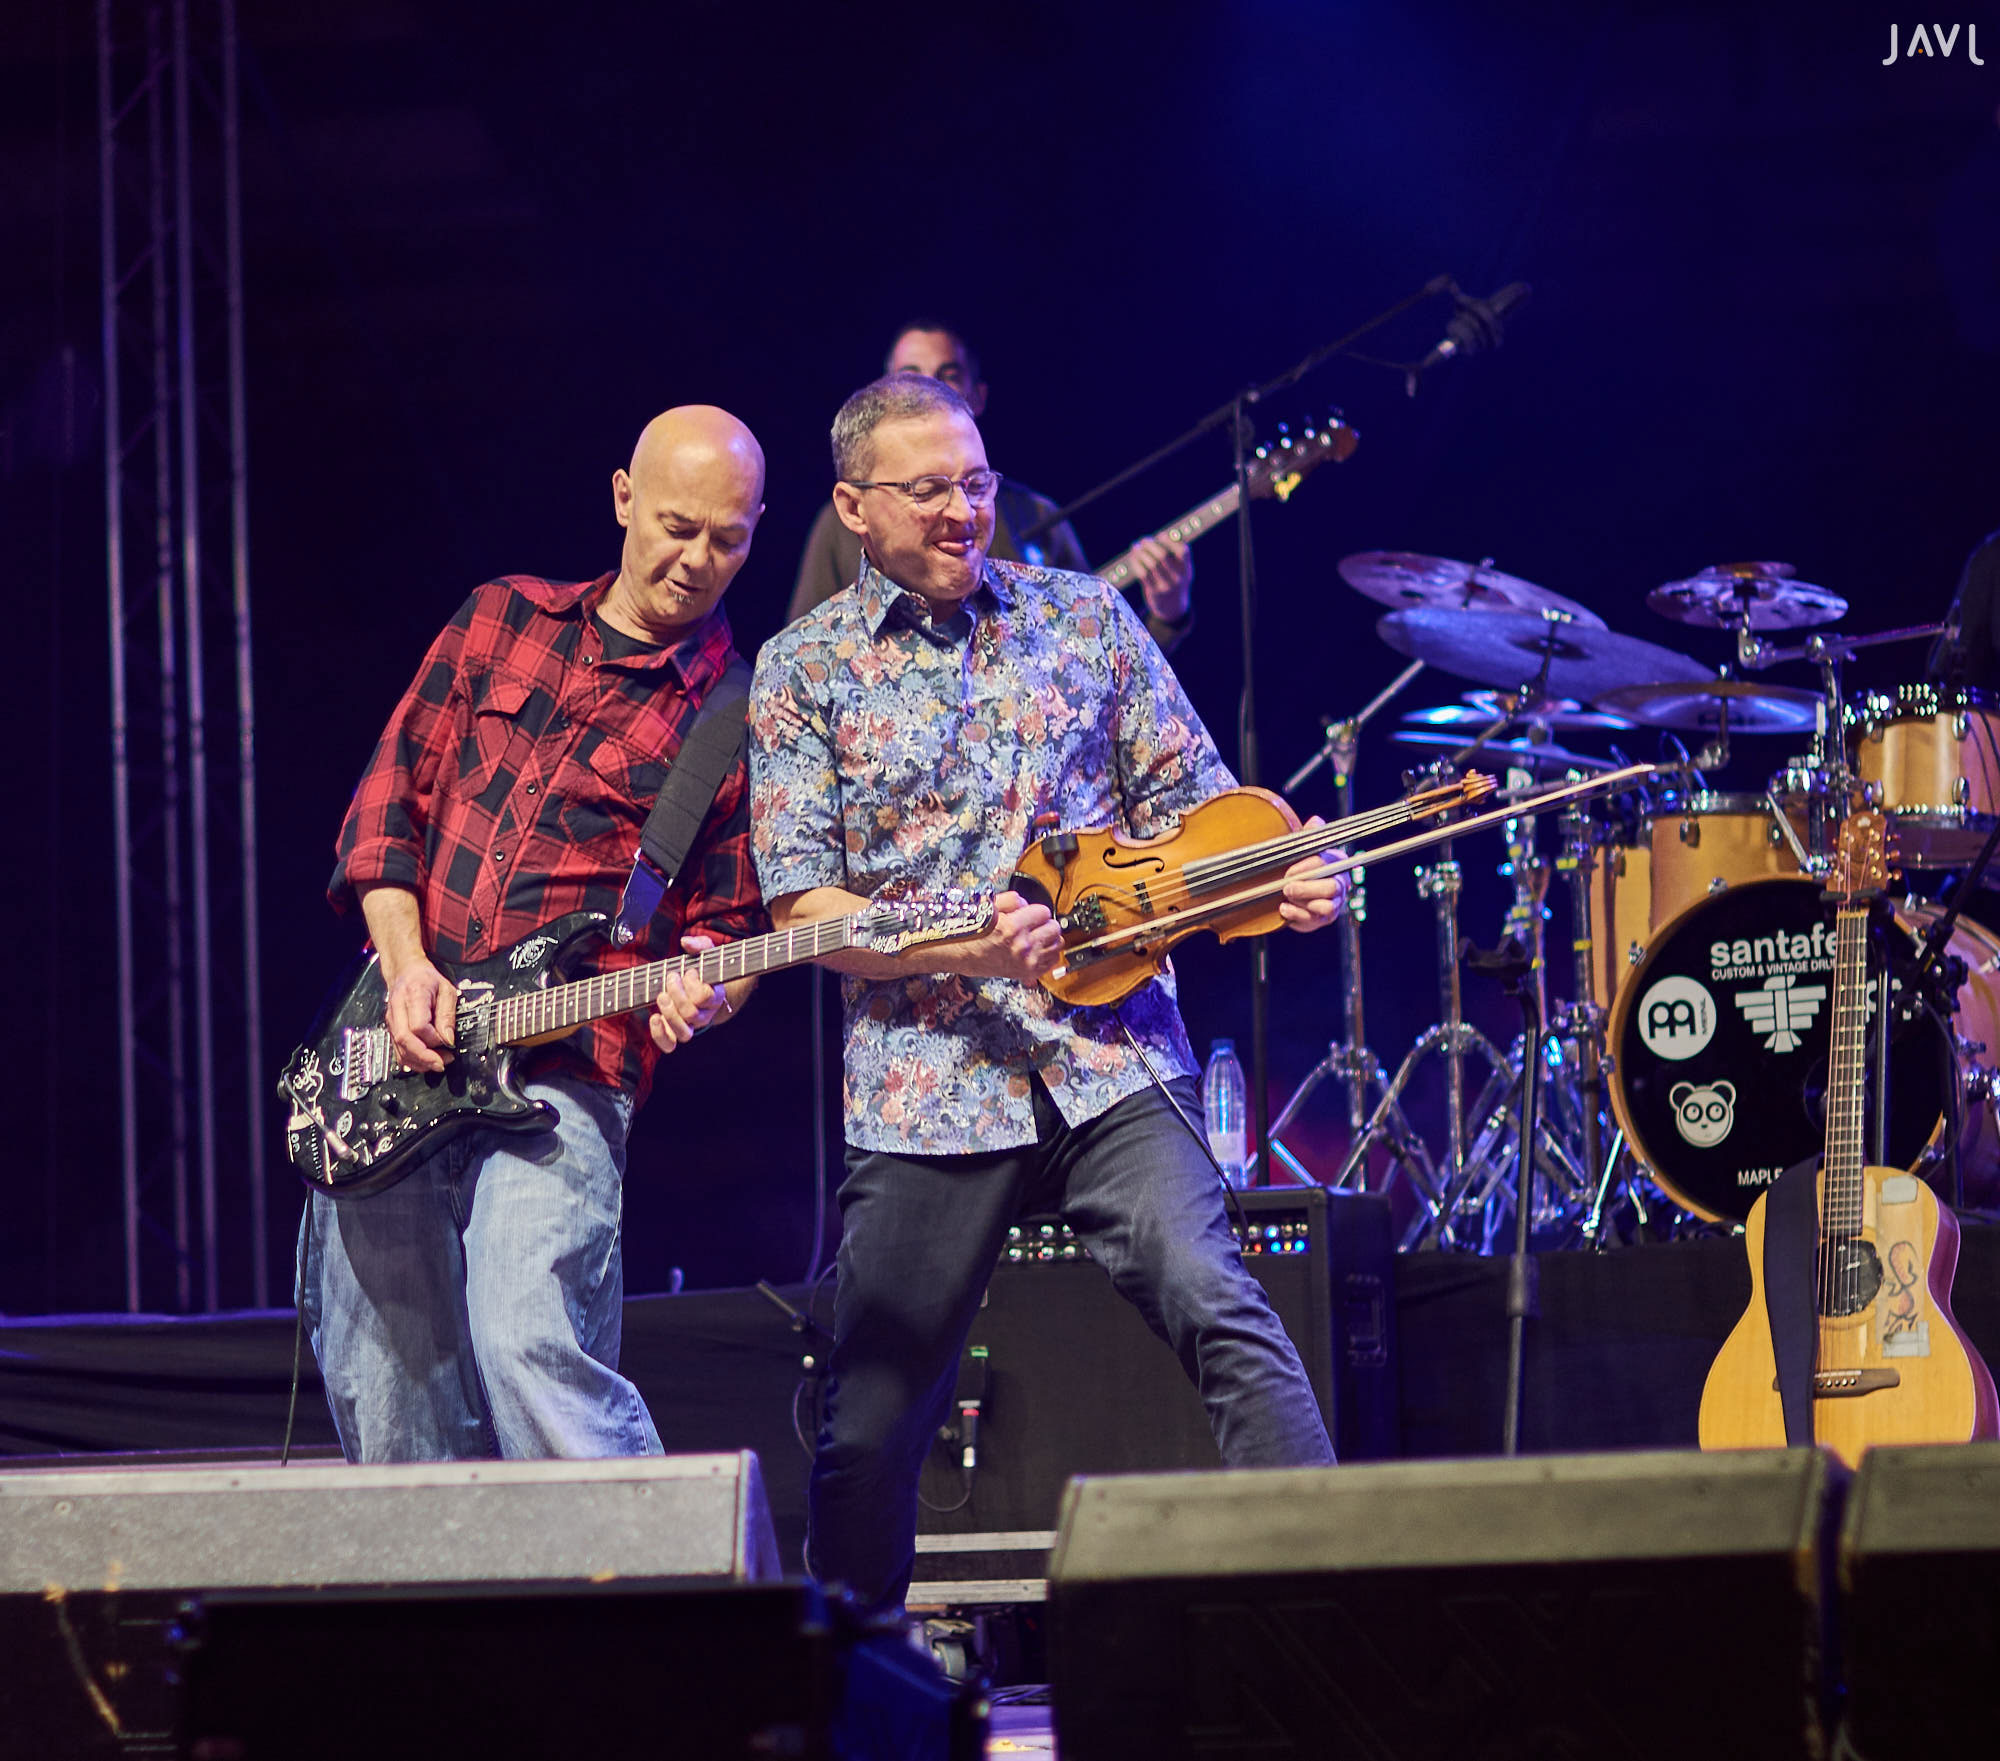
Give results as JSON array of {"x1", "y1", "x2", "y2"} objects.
[
  {"x1": 854, "y1": 890, "x2": 995, "y2": 954},
  {"x1": 1248, "y1": 416, "x2": 1360, "y2": 504}
]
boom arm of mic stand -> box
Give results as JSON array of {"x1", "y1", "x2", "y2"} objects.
[
  {"x1": 1017, "y1": 274, "x2": 1457, "y2": 542},
  {"x1": 1284, "y1": 660, "x2": 1427, "y2": 793}
]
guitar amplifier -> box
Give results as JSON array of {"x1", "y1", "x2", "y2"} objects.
[{"x1": 912, "y1": 1188, "x2": 1397, "y2": 1601}]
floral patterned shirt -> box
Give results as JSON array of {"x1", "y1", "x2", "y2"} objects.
[{"x1": 748, "y1": 556, "x2": 1234, "y2": 1154}]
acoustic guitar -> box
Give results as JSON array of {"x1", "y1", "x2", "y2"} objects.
[{"x1": 1698, "y1": 812, "x2": 1998, "y2": 1466}]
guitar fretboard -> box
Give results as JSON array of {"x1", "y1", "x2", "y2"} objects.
[
  {"x1": 490, "y1": 915, "x2": 856, "y2": 1045},
  {"x1": 1095, "y1": 487, "x2": 1242, "y2": 589},
  {"x1": 1821, "y1": 901, "x2": 1871, "y2": 1243}
]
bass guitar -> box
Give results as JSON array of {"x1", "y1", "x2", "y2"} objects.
[
  {"x1": 1698, "y1": 812, "x2": 1998, "y2": 1466},
  {"x1": 279, "y1": 893, "x2": 991, "y2": 1199},
  {"x1": 1091, "y1": 417, "x2": 1358, "y2": 591}
]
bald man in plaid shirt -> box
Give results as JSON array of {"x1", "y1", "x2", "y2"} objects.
[{"x1": 300, "y1": 406, "x2": 768, "y2": 1462}]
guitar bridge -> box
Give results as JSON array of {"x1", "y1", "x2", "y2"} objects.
[
  {"x1": 340, "y1": 1026, "x2": 394, "y2": 1101},
  {"x1": 1771, "y1": 1368, "x2": 1902, "y2": 1399}
]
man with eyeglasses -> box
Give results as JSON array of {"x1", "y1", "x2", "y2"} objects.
[
  {"x1": 748, "y1": 372, "x2": 1344, "y2": 1614},
  {"x1": 785, "y1": 321, "x2": 1196, "y2": 653}
]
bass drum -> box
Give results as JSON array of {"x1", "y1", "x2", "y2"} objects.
[{"x1": 1606, "y1": 877, "x2": 1992, "y2": 1223}]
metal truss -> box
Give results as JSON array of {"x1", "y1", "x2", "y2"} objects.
[{"x1": 97, "y1": 0, "x2": 265, "y2": 1311}]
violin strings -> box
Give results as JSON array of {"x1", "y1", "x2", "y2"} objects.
[
  {"x1": 1063, "y1": 785, "x2": 1481, "y2": 926},
  {"x1": 1060, "y1": 767, "x2": 1651, "y2": 952}
]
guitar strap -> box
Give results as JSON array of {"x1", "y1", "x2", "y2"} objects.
[
  {"x1": 1763, "y1": 1152, "x2": 1822, "y2": 1446},
  {"x1": 612, "y1": 654, "x2": 754, "y2": 946}
]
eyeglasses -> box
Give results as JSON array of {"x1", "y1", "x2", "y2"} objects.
[{"x1": 843, "y1": 469, "x2": 1003, "y2": 509}]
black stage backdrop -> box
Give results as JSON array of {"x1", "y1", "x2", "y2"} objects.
[{"x1": 2, "y1": 4, "x2": 1998, "y2": 1311}]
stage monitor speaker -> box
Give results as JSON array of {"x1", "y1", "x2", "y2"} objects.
[
  {"x1": 915, "y1": 1188, "x2": 1396, "y2": 1559},
  {"x1": 0, "y1": 1452, "x2": 777, "y2": 1759},
  {"x1": 1840, "y1": 1440, "x2": 2000, "y2": 1753},
  {"x1": 179, "y1": 1580, "x2": 981, "y2": 1761},
  {"x1": 1047, "y1": 1448, "x2": 1838, "y2": 1760}
]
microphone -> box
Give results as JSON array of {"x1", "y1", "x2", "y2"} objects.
[{"x1": 1407, "y1": 283, "x2": 1532, "y2": 394}]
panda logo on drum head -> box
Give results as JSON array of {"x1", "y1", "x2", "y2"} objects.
[
  {"x1": 1636, "y1": 974, "x2": 1718, "y2": 1060},
  {"x1": 1670, "y1": 1079, "x2": 1736, "y2": 1148}
]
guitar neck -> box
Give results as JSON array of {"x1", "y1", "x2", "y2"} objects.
[
  {"x1": 1821, "y1": 900, "x2": 1873, "y2": 1243},
  {"x1": 489, "y1": 915, "x2": 856, "y2": 1046},
  {"x1": 1094, "y1": 485, "x2": 1244, "y2": 589}
]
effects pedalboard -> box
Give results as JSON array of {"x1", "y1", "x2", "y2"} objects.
[{"x1": 1002, "y1": 1203, "x2": 1315, "y2": 1265}]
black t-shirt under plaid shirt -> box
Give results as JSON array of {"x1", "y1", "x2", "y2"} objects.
[{"x1": 330, "y1": 572, "x2": 765, "y2": 1105}]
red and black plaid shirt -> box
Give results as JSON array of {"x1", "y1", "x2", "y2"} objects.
[{"x1": 331, "y1": 572, "x2": 765, "y2": 1104}]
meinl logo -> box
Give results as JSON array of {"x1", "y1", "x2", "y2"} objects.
[{"x1": 1883, "y1": 22, "x2": 1985, "y2": 63}]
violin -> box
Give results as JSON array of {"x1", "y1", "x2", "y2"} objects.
[{"x1": 1009, "y1": 773, "x2": 1497, "y2": 1008}]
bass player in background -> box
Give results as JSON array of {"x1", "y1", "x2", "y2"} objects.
[{"x1": 786, "y1": 319, "x2": 1196, "y2": 651}]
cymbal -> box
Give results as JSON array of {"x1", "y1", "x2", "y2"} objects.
[
  {"x1": 1647, "y1": 562, "x2": 1847, "y2": 631},
  {"x1": 1391, "y1": 729, "x2": 1616, "y2": 775},
  {"x1": 1377, "y1": 607, "x2": 1711, "y2": 703},
  {"x1": 1594, "y1": 679, "x2": 1822, "y2": 734},
  {"x1": 1402, "y1": 689, "x2": 1637, "y2": 733},
  {"x1": 1340, "y1": 551, "x2": 1605, "y2": 629}
]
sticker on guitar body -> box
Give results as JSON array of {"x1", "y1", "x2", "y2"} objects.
[{"x1": 1877, "y1": 1176, "x2": 1932, "y2": 1358}]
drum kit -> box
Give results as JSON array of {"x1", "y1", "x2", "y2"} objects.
[{"x1": 1276, "y1": 555, "x2": 2000, "y2": 1248}]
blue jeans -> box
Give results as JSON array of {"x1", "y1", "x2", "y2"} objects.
[
  {"x1": 298, "y1": 1072, "x2": 660, "y2": 1461},
  {"x1": 809, "y1": 1075, "x2": 1335, "y2": 1611}
]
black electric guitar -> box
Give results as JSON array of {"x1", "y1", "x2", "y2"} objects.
[{"x1": 279, "y1": 894, "x2": 991, "y2": 1199}]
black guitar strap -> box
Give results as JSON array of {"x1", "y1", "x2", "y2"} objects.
[
  {"x1": 1763, "y1": 1152, "x2": 1822, "y2": 1446},
  {"x1": 612, "y1": 654, "x2": 754, "y2": 946}
]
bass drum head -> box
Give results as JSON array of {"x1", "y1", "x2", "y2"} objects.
[{"x1": 1607, "y1": 877, "x2": 1952, "y2": 1223}]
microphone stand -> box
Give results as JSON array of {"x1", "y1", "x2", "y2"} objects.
[
  {"x1": 1462, "y1": 935, "x2": 1541, "y2": 1456},
  {"x1": 1019, "y1": 274, "x2": 1463, "y2": 1185}
]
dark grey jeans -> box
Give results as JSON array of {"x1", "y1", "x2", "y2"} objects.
[{"x1": 807, "y1": 1074, "x2": 1335, "y2": 1611}]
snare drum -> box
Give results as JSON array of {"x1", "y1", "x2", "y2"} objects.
[
  {"x1": 1606, "y1": 878, "x2": 1998, "y2": 1221},
  {"x1": 1643, "y1": 792, "x2": 1805, "y2": 933},
  {"x1": 1851, "y1": 683, "x2": 2000, "y2": 821}
]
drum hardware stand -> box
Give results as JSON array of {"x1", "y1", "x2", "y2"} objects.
[
  {"x1": 1904, "y1": 803, "x2": 2000, "y2": 1206},
  {"x1": 1275, "y1": 661, "x2": 1428, "y2": 1183},
  {"x1": 1736, "y1": 620, "x2": 1950, "y2": 674}
]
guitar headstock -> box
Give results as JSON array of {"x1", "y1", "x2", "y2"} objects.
[
  {"x1": 855, "y1": 890, "x2": 995, "y2": 954},
  {"x1": 1248, "y1": 416, "x2": 1360, "y2": 504},
  {"x1": 1831, "y1": 810, "x2": 1898, "y2": 900},
  {"x1": 1405, "y1": 770, "x2": 1499, "y2": 821}
]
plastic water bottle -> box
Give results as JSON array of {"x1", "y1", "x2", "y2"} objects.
[{"x1": 1202, "y1": 1039, "x2": 1250, "y2": 1189}]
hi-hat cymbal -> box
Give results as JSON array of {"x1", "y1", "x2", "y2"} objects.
[
  {"x1": 1391, "y1": 729, "x2": 1616, "y2": 775},
  {"x1": 1378, "y1": 607, "x2": 1711, "y2": 702},
  {"x1": 1647, "y1": 562, "x2": 1847, "y2": 631},
  {"x1": 1341, "y1": 551, "x2": 1605, "y2": 629},
  {"x1": 1402, "y1": 689, "x2": 1637, "y2": 732},
  {"x1": 1594, "y1": 678, "x2": 1822, "y2": 733}
]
